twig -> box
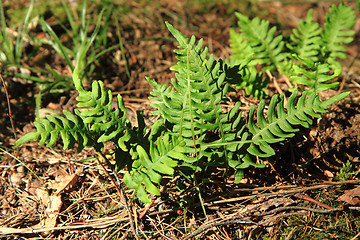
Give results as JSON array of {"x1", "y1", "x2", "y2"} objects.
[
  {"x1": 0, "y1": 73, "x2": 16, "y2": 140},
  {"x1": 350, "y1": 231, "x2": 360, "y2": 240},
  {"x1": 295, "y1": 193, "x2": 333, "y2": 210},
  {"x1": 182, "y1": 205, "x2": 344, "y2": 239},
  {"x1": 182, "y1": 217, "x2": 258, "y2": 240},
  {"x1": 266, "y1": 70, "x2": 283, "y2": 95},
  {"x1": 209, "y1": 179, "x2": 360, "y2": 206},
  {"x1": 255, "y1": 206, "x2": 341, "y2": 218}
]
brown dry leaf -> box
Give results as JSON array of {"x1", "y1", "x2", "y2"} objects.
[
  {"x1": 9, "y1": 165, "x2": 26, "y2": 187},
  {"x1": 52, "y1": 171, "x2": 79, "y2": 195},
  {"x1": 44, "y1": 195, "x2": 62, "y2": 227},
  {"x1": 338, "y1": 187, "x2": 360, "y2": 205},
  {"x1": 34, "y1": 195, "x2": 63, "y2": 231},
  {"x1": 35, "y1": 187, "x2": 50, "y2": 206},
  {"x1": 323, "y1": 170, "x2": 334, "y2": 178},
  {"x1": 9, "y1": 172, "x2": 24, "y2": 187}
]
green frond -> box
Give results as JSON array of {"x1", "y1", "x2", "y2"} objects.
[
  {"x1": 247, "y1": 90, "x2": 348, "y2": 157},
  {"x1": 232, "y1": 12, "x2": 288, "y2": 72},
  {"x1": 149, "y1": 22, "x2": 230, "y2": 162},
  {"x1": 290, "y1": 56, "x2": 342, "y2": 92},
  {"x1": 124, "y1": 135, "x2": 186, "y2": 203},
  {"x1": 14, "y1": 110, "x2": 95, "y2": 152},
  {"x1": 149, "y1": 23, "x2": 260, "y2": 180},
  {"x1": 16, "y1": 69, "x2": 133, "y2": 155},
  {"x1": 73, "y1": 70, "x2": 131, "y2": 151},
  {"x1": 288, "y1": 9, "x2": 322, "y2": 62},
  {"x1": 229, "y1": 28, "x2": 255, "y2": 66},
  {"x1": 322, "y1": 3, "x2": 355, "y2": 63}
]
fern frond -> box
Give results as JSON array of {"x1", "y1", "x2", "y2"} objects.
[
  {"x1": 14, "y1": 109, "x2": 96, "y2": 152},
  {"x1": 288, "y1": 9, "x2": 322, "y2": 62},
  {"x1": 322, "y1": 3, "x2": 355, "y2": 63},
  {"x1": 124, "y1": 134, "x2": 186, "y2": 203},
  {"x1": 148, "y1": 22, "x2": 230, "y2": 162},
  {"x1": 73, "y1": 70, "x2": 131, "y2": 151},
  {"x1": 290, "y1": 56, "x2": 342, "y2": 92},
  {"x1": 247, "y1": 90, "x2": 349, "y2": 157},
  {"x1": 229, "y1": 28, "x2": 255, "y2": 67},
  {"x1": 232, "y1": 12, "x2": 288, "y2": 72},
  {"x1": 15, "y1": 70, "x2": 132, "y2": 154},
  {"x1": 149, "y1": 22, "x2": 259, "y2": 179}
]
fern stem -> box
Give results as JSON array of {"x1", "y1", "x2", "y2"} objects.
[
  {"x1": 96, "y1": 153, "x2": 139, "y2": 240},
  {"x1": 194, "y1": 177, "x2": 208, "y2": 221},
  {"x1": 313, "y1": 62, "x2": 319, "y2": 92}
]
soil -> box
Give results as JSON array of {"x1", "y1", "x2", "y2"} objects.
[{"x1": 1, "y1": 0, "x2": 360, "y2": 239}]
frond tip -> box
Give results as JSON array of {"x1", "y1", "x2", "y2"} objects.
[{"x1": 247, "y1": 90, "x2": 349, "y2": 158}]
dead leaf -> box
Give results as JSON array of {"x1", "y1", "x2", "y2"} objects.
[
  {"x1": 338, "y1": 187, "x2": 360, "y2": 205},
  {"x1": 52, "y1": 173, "x2": 79, "y2": 195},
  {"x1": 9, "y1": 166, "x2": 26, "y2": 187},
  {"x1": 324, "y1": 170, "x2": 334, "y2": 178},
  {"x1": 34, "y1": 195, "x2": 63, "y2": 232}
]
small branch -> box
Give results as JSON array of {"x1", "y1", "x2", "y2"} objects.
[
  {"x1": 266, "y1": 70, "x2": 283, "y2": 95},
  {"x1": 0, "y1": 73, "x2": 16, "y2": 140},
  {"x1": 183, "y1": 205, "x2": 344, "y2": 239},
  {"x1": 295, "y1": 193, "x2": 333, "y2": 210}
]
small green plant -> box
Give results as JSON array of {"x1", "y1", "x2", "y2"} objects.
[
  {"x1": 336, "y1": 160, "x2": 359, "y2": 181},
  {"x1": 0, "y1": 0, "x2": 34, "y2": 66},
  {"x1": 229, "y1": 3, "x2": 355, "y2": 97},
  {"x1": 38, "y1": 0, "x2": 111, "y2": 81},
  {"x1": 15, "y1": 19, "x2": 350, "y2": 203}
]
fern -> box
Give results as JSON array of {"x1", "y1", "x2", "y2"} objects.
[
  {"x1": 229, "y1": 3, "x2": 355, "y2": 95},
  {"x1": 15, "y1": 17, "x2": 352, "y2": 203},
  {"x1": 247, "y1": 90, "x2": 349, "y2": 158},
  {"x1": 148, "y1": 22, "x2": 350, "y2": 182},
  {"x1": 231, "y1": 12, "x2": 288, "y2": 73},
  {"x1": 288, "y1": 9, "x2": 322, "y2": 62},
  {"x1": 124, "y1": 134, "x2": 185, "y2": 203},
  {"x1": 148, "y1": 22, "x2": 260, "y2": 180},
  {"x1": 148, "y1": 21, "x2": 230, "y2": 161},
  {"x1": 290, "y1": 56, "x2": 342, "y2": 92},
  {"x1": 322, "y1": 3, "x2": 356, "y2": 64},
  {"x1": 15, "y1": 70, "x2": 186, "y2": 203},
  {"x1": 228, "y1": 28, "x2": 254, "y2": 67},
  {"x1": 14, "y1": 109, "x2": 95, "y2": 152}
]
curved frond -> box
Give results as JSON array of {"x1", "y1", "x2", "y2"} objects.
[
  {"x1": 290, "y1": 56, "x2": 342, "y2": 92},
  {"x1": 288, "y1": 9, "x2": 322, "y2": 62},
  {"x1": 14, "y1": 110, "x2": 95, "y2": 152},
  {"x1": 322, "y1": 3, "x2": 356, "y2": 63},
  {"x1": 123, "y1": 135, "x2": 186, "y2": 203},
  {"x1": 73, "y1": 70, "x2": 131, "y2": 151},
  {"x1": 232, "y1": 12, "x2": 288, "y2": 72},
  {"x1": 247, "y1": 90, "x2": 348, "y2": 157}
]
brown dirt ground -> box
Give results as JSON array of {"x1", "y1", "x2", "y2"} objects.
[{"x1": 1, "y1": 0, "x2": 360, "y2": 239}]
